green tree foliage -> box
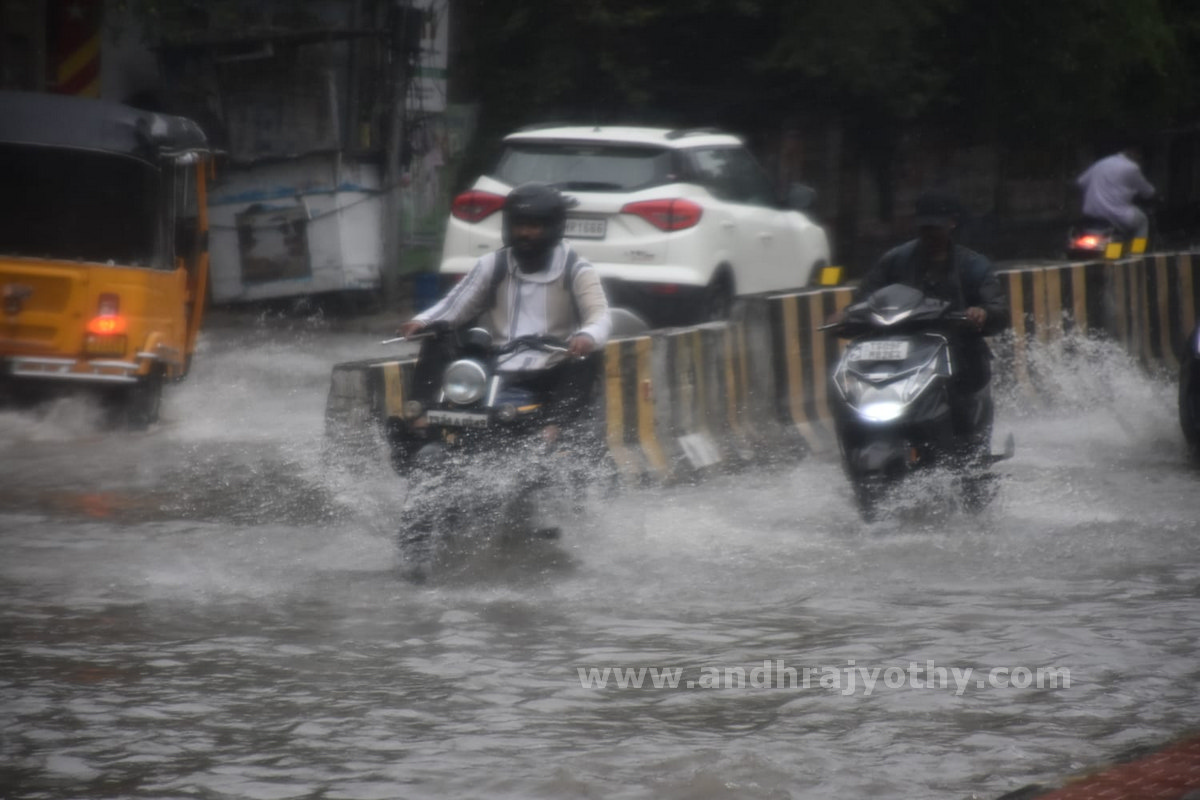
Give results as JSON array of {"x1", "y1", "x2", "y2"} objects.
[
  {"x1": 118, "y1": 0, "x2": 1200, "y2": 185},
  {"x1": 945, "y1": 0, "x2": 1188, "y2": 149},
  {"x1": 455, "y1": 0, "x2": 1198, "y2": 151}
]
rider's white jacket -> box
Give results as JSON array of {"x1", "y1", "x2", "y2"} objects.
[{"x1": 413, "y1": 242, "x2": 612, "y2": 353}]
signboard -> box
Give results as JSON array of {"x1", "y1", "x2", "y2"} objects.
[{"x1": 408, "y1": 0, "x2": 448, "y2": 113}]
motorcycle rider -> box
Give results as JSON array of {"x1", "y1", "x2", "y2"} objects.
[
  {"x1": 1076, "y1": 142, "x2": 1156, "y2": 241},
  {"x1": 397, "y1": 181, "x2": 612, "y2": 434},
  {"x1": 839, "y1": 190, "x2": 1010, "y2": 449}
]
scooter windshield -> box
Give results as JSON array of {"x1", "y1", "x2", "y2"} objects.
[{"x1": 861, "y1": 284, "x2": 951, "y2": 327}]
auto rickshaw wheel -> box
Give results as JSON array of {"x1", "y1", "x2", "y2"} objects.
[{"x1": 105, "y1": 367, "x2": 164, "y2": 430}]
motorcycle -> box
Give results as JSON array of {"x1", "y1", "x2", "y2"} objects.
[
  {"x1": 1065, "y1": 217, "x2": 1140, "y2": 260},
  {"x1": 1180, "y1": 318, "x2": 1200, "y2": 464},
  {"x1": 826, "y1": 284, "x2": 1014, "y2": 521},
  {"x1": 387, "y1": 324, "x2": 610, "y2": 580},
  {"x1": 1065, "y1": 200, "x2": 1156, "y2": 261}
]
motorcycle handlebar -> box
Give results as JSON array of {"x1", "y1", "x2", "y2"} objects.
[
  {"x1": 823, "y1": 311, "x2": 979, "y2": 336},
  {"x1": 496, "y1": 335, "x2": 572, "y2": 356},
  {"x1": 379, "y1": 330, "x2": 437, "y2": 345},
  {"x1": 380, "y1": 320, "x2": 451, "y2": 346}
]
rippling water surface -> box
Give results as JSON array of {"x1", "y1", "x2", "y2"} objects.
[{"x1": 2, "y1": 314, "x2": 1199, "y2": 800}]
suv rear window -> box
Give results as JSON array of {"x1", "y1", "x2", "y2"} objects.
[{"x1": 494, "y1": 143, "x2": 677, "y2": 192}]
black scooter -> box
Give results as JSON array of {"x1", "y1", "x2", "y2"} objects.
[
  {"x1": 827, "y1": 284, "x2": 1014, "y2": 521},
  {"x1": 387, "y1": 324, "x2": 608, "y2": 579},
  {"x1": 1181, "y1": 318, "x2": 1200, "y2": 464}
]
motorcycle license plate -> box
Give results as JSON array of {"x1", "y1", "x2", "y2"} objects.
[
  {"x1": 426, "y1": 410, "x2": 489, "y2": 428},
  {"x1": 853, "y1": 340, "x2": 909, "y2": 361}
]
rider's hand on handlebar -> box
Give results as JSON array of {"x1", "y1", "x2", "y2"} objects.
[
  {"x1": 568, "y1": 333, "x2": 596, "y2": 357},
  {"x1": 965, "y1": 307, "x2": 987, "y2": 330},
  {"x1": 397, "y1": 319, "x2": 426, "y2": 339}
]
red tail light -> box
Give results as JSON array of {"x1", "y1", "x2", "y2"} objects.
[
  {"x1": 451, "y1": 190, "x2": 506, "y2": 223},
  {"x1": 620, "y1": 198, "x2": 704, "y2": 232},
  {"x1": 87, "y1": 293, "x2": 127, "y2": 335},
  {"x1": 1074, "y1": 235, "x2": 1102, "y2": 250}
]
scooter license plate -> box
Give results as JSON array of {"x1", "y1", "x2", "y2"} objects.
[
  {"x1": 426, "y1": 410, "x2": 489, "y2": 428},
  {"x1": 853, "y1": 340, "x2": 909, "y2": 361}
]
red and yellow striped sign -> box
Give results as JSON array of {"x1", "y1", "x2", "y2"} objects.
[{"x1": 49, "y1": 0, "x2": 103, "y2": 97}]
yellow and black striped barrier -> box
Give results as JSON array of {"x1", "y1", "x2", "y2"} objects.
[
  {"x1": 760, "y1": 287, "x2": 854, "y2": 455},
  {"x1": 603, "y1": 336, "x2": 670, "y2": 481},
  {"x1": 1000, "y1": 253, "x2": 1199, "y2": 390}
]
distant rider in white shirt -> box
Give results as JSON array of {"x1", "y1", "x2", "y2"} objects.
[{"x1": 1076, "y1": 144, "x2": 1156, "y2": 240}]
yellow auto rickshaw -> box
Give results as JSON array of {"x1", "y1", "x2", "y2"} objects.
[{"x1": 0, "y1": 91, "x2": 212, "y2": 427}]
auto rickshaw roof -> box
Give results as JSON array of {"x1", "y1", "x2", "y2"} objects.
[{"x1": 0, "y1": 91, "x2": 209, "y2": 161}]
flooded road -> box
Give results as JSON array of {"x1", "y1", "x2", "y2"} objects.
[{"x1": 2, "y1": 313, "x2": 1199, "y2": 800}]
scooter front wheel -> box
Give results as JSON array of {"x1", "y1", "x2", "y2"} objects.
[
  {"x1": 959, "y1": 471, "x2": 999, "y2": 514},
  {"x1": 851, "y1": 478, "x2": 888, "y2": 523}
]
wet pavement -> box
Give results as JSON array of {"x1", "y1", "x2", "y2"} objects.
[{"x1": 1, "y1": 311, "x2": 1199, "y2": 799}]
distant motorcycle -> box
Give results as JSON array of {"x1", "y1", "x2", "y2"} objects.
[
  {"x1": 388, "y1": 324, "x2": 610, "y2": 580},
  {"x1": 1065, "y1": 201, "x2": 1156, "y2": 261},
  {"x1": 1181, "y1": 318, "x2": 1200, "y2": 464},
  {"x1": 826, "y1": 284, "x2": 1014, "y2": 521},
  {"x1": 1066, "y1": 216, "x2": 1127, "y2": 260}
]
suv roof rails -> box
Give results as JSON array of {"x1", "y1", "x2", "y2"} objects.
[
  {"x1": 665, "y1": 127, "x2": 725, "y2": 140},
  {"x1": 516, "y1": 121, "x2": 581, "y2": 132}
]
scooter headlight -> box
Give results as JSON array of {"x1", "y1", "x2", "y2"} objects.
[
  {"x1": 443, "y1": 359, "x2": 488, "y2": 405},
  {"x1": 835, "y1": 348, "x2": 946, "y2": 424},
  {"x1": 837, "y1": 369, "x2": 904, "y2": 421}
]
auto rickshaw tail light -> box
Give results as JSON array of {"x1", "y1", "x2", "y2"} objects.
[{"x1": 87, "y1": 294, "x2": 127, "y2": 335}]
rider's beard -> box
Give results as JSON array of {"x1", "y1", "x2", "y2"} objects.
[{"x1": 513, "y1": 236, "x2": 553, "y2": 272}]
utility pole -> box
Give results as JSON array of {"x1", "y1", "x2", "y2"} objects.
[
  {"x1": 2, "y1": 0, "x2": 48, "y2": 92},
  {"x1": 382, "y1": 0, "x2": 419, "y2": 313}
]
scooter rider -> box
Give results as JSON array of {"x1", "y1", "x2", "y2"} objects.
[
  {"x1": 397, "y1": 181, "x2": 612, "y2": 429},
  {"x1": 1076, "y1": 142, "x2": 1156, "y2": 241},
  {"x1": 843, "y1": 190, "x2": 1010, "y2": 443}
]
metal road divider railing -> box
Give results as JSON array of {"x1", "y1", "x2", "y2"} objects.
[{"x1": 323, "y1": 252, "x2": 1200, "y2": 482}]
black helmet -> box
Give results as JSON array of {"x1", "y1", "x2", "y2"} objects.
[
  {"x1": 914, "y1": 189, "x2": 962, "y2": 229},
  {"x1": 502, "y1": 182, "x2": 574, "y2": 262}
]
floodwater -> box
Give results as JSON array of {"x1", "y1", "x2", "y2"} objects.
[{"x1": 2, "y1": 312, "x2": 1198, "y2": 800}]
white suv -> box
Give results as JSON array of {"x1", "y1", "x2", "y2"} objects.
[{"x1": 438, "y1": 125, "x2": 831, "y2": 325}]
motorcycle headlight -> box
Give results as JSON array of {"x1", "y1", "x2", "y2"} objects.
[{"x1": 443, "y1": 359, "x2": 487, "y2": 405}]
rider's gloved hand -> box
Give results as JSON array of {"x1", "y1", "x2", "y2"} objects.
[
  {"x1": 568, "y1": 333, "x2": 596, "y2": 357},
  {"x1": 397, "y1": 319, "x2": 426, "y2": 339},
  {"x1": 965, "y1": 307, "x2": 987, "y2": 330}
]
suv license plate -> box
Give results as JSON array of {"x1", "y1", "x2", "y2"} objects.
[
  {"x1": 426, "y1": 410, "x2": 489, "y2": 428},
  {"x1": 565, "y1": 217, "x2": 606, "y2": 239},
  {"x1": 853, "y1": 340, "x2": 909, "y2": 361}
]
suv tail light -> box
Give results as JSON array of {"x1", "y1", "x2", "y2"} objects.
[
  {"x1": 451, "y1": 190, "x2": 506, "y2": 223},
  {"x1": 86, "y1": 293, "x2": 127, "y2": 335},
  {"x1": 620, "y1": 198, "x2": 703, "y2": 232}
]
